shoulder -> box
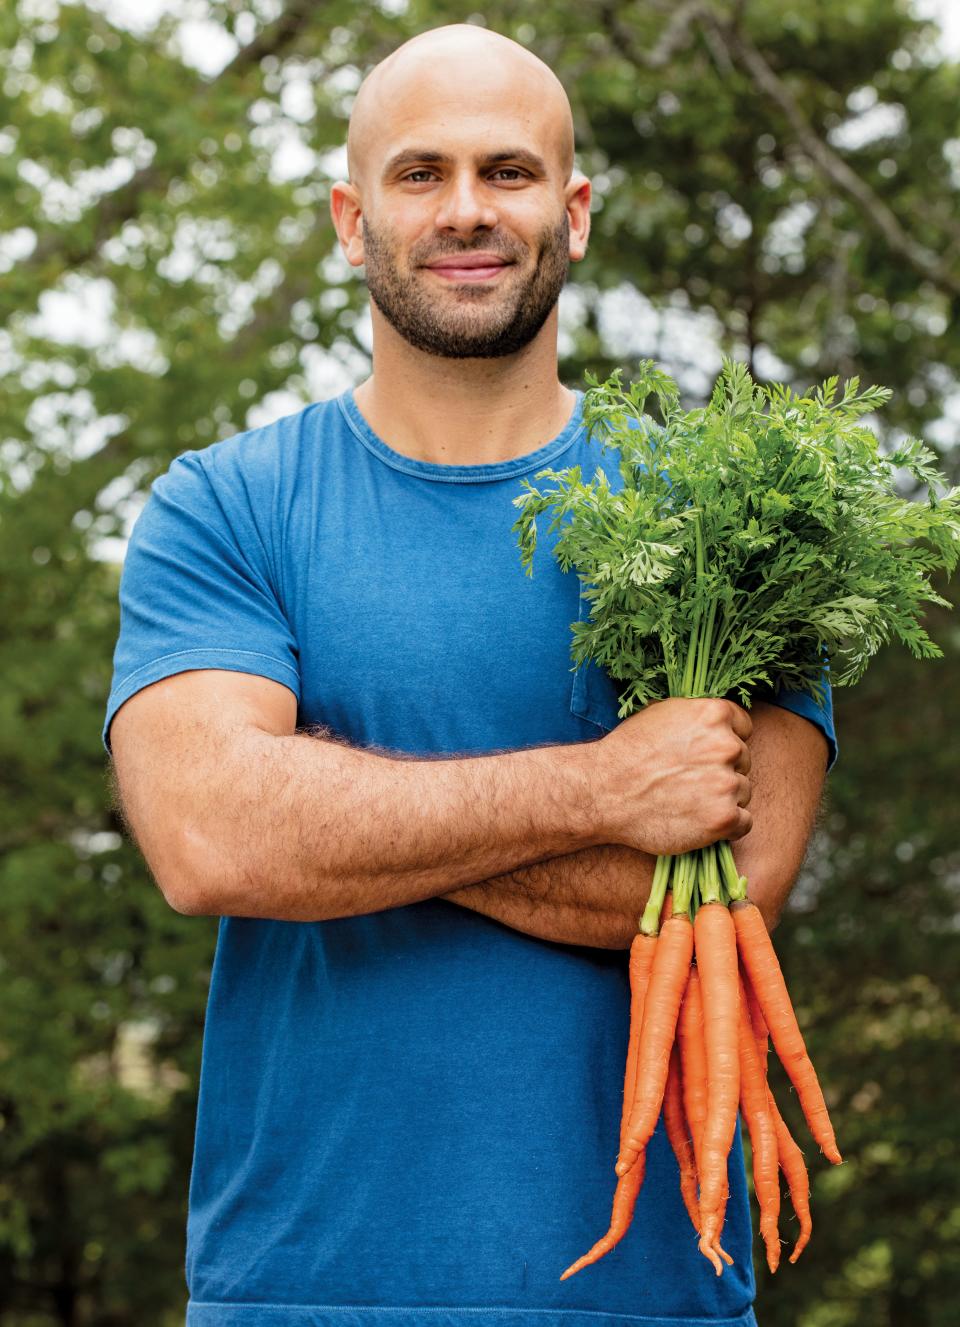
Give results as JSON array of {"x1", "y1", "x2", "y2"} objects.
[
  {"x1": 175, "y1": 397, "x2": 340, "y2": 482},
  {"x1": 152, "y1": 396, "x2": 343, "y2": 510}
]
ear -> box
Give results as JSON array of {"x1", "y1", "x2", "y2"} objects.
[
  {"x1": 330, "y1": 181, "x2": 365, "y2": 267},
  {"x1": 566, "y1": 170, "x2": 591, "y2": 263}
]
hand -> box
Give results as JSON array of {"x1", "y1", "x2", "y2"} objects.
[{"x1": 592, "y1": 697, "x2": 753, "y2": 856}]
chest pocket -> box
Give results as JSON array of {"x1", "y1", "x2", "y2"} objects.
[{"x1": 568, "y1": 589, "x2": 627, "y2": 733}]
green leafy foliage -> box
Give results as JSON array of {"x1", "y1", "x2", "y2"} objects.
[
  {"x1": 1, "y1": 0, "x2": 958, "y2": 1322},
  {"x1": 515, "y1": 360, "x2": 959, "y2": 716}
]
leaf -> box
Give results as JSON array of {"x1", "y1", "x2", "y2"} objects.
[{"x1": 514, "y1": 359, "x2": 959, "y2": 707}]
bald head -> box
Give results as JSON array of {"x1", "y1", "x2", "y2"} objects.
[{"x1": 346, "y1": 24, "x2": 576, "y2": 192}]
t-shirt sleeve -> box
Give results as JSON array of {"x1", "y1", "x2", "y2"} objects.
[
  {"x1": 767, "y1": 674, "x2": 838, "y2": 772},
  {"x1": 102, "y1": 449, "x2": 300, "y2": 755}
]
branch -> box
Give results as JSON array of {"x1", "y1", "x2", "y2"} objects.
[
  {"x1": 218, "y1": 0, "x2": 316, "y2": 78},
  {"x1": 19, "y1": 0, "x2": 318, "y2": 278},
  {"x1": 597, "y1": 0, "x2": 703, "y2": 70},
  {"x1": 10, "y1": 226, "x2": 342, "y2": 526},
  {"x1": 645, "y1": 0, "x2": 704, "y2": 69},
  {"x1": 819, "y1": 225, "x2": 860, "y2": 382},
  {"x1": 599, "y1": 1, "x2": 959, "y2": 299},
  {"x1": 700, "y1": 10, "x2": 960, "y2": 297}
]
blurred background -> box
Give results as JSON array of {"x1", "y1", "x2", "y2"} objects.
[{"x1": 1, "y1": 1, "x2": 958, "y2": 1323}]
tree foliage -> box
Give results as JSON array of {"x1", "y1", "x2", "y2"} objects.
[{"x1": 1, "y1": 2, "x2": 957, "y2": 1323}]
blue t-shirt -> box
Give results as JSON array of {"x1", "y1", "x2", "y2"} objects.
[{"x1": 103, "y1": 387, "x2": 836, "y2": 1327}]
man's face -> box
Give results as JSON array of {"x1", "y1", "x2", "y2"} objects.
[
  {"x1": 341, "y1": 52, "x2": 585, "y2": 359},
  {"x1": 361, "y1": 203, "x2": 570, "y2": 359}
]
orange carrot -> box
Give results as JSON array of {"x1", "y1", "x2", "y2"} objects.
[
  {"x1": 677, "y1": 967, "x2": 733, "y2": 1268},
  {"x1": 663, "y1": 1041, "x2": 700, "y2": 1233},
  {"x1": 737, "y1": 977, "x2": 781, "y2": 1273},
  {"x1": 616, "y1": 914, "x2": 694, "y2": 1175},
  {"x1": 559, "y1": 916, "x2": 660, "y2": 1281},
  {"x1": 732, "y1": 901, "x2": 842, "y2": 1164},
  {"x1": 767, "y1": 1092, "x2": 813, "y2": 1263},
  {"x1": 620, "y1": 892, "x2": 672, "y2": 1139},
  {"x1": 620, "y1": 932, "x2": 659, "y2": 1142},
  {"x1": 678, "y1": 966, "x2": 707, "y2": 1175},
  {"x1": 741, "y1": 967, "x2": 769, "y2": 1072},
  {"x1": 693, "y1": 902, "x2": 741, "y2": 1274},
  {"x1": 559, "y1": 1153, "x2": 647, "y2": 1281},
  {"x1": 742, "y1": 960, "x2": 813, "y2": 1263}
]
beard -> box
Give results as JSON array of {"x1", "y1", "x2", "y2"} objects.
[{"x1": 360, "y1": 213, "x2": 570, "y2": 359}]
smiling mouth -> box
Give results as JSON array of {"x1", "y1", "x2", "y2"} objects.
[{"x1": 425, "y1": 263, "x2": 512, "y2": 282}]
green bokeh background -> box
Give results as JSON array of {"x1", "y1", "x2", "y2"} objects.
[{"x1": 1, "y1": 2, "x2": 957, "y2": 1323}]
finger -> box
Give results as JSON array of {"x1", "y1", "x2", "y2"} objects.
[
  {"x1": 727, "y1": 808, "x2": 753, "y2": 841},
  {"x1": 733, "y1": 742, "x2": 752, "y2": 776},
  {"x1": 726, "y1": 701, "x2": 753, "y2": 743},
  {"x1": 736, "y1": 774, "x2": 752, "y2": 808}
]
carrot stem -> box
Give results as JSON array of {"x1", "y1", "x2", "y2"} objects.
[
  {"x1": 718, "y1": 839, "x2": 748, "y2": 902},
  {"x1": 672, "y1": 852, "x2": 696, "y2": 917},
  {"x1": 700, "y1": 844, "x2": 721, "y2": 905},
  {"x1": 693, "y1": 597, "x2": 718, "y2": 697},
  {"x1": 640, "y1": 853, "x2": 674, "y2": 936}
]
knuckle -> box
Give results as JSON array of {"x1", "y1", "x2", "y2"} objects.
[
  {"x1": 727, "y1": 696, "x2": 751, "y2": 729},
  {"x1": 717, "y1": 698, "x2": 736, "y2": 724},
  {"x1": 708, "y1": 804, "x2": 734, "y2": 837},
  {"x1": 698, "y1": 698, "x2": 724, "y2": 724}
]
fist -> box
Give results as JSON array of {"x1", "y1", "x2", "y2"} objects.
[{"x1": 594, "y1": 697, "x2": 753, "y2": 856}]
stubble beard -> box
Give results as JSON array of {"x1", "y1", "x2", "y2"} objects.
[{"x1": 360, "y1": 214, "x2": 571, "y2": 359}]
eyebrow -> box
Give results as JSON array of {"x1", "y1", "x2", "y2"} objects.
[{"x1": 382, "y1": 147, "x2": 548, "y2": 179}]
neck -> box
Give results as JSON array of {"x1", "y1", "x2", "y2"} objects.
[{"x1": 351, "y1": 306, "x2": 577, "y2": 465}]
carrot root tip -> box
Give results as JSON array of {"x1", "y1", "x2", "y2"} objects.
[
  {"x1": 762, "y1": 1235, "x2": 781, "y2": 1274},
  {"x1": 698, "y1": 1237, "x2": 724, "y2": 1276},
  {"x1": 788, "y1": 1234, "x2": 811, "y2": 1264}
]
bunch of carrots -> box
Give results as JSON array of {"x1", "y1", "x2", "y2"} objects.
[
  {"x1": 512, "y1": 359, "x2": 959, "y2": 1280},
  {"x1": 559, "y1": 845, "x2": 840, "y2": 1280}
]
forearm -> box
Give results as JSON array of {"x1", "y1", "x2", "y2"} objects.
[
  {"x1": 726, "y1": 702, "x2": 828, "y2": 930},
  {"x1": 443, "y1": 701, "x2": 828, "y2": 946},
  {"x1": 185, "y1": 726, "x2": 603, "y2": 921},
  {"x1": 444, "y1": 843, "x2": 657, "y2": 949},
  {"x1": 116, "y1": 673, "x2": 757, "y2": 925}
]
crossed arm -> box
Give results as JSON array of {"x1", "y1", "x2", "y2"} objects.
[
  {"x1": 109, "y1": 670, "x2": 827, "y2": 943},
  {"x1": 442, "y1": 701, "x2": 828, "y2": 947}
]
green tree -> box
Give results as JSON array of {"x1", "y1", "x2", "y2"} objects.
[{"x1": 1, "y1": 1, "x2": 957, "y2": 1323}]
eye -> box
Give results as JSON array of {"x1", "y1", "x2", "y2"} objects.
[
  {"x1": 491, "y1": 168, "x2": 527, "y2": 182},
  {"x1": 404, "y1": 170, "x2": 438, "y2": 183}
]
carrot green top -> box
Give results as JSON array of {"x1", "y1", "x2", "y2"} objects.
[{"x1": 514, "y1": 358, "x2": 959, "y2": 717}]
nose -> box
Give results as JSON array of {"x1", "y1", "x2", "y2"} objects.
[{"x1": 433, "y1": 169, "x2": 499, "y2": 236}]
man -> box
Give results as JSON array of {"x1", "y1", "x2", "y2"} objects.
[{"x1": 105, "y1": 23, "x2": 835, "y2": 1327}]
